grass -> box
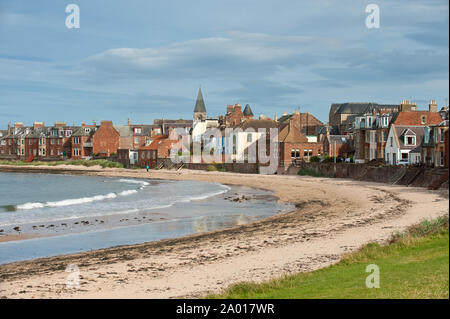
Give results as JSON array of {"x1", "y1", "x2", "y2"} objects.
[
  {"x1": 206, "y1": 164, "x2": 226, "y2": 172},
  {"x1": 208, "y1": 216, "x2": 449, "y2": 299},
  {"x1": 297, "y1": 167, "x2": 324, "y2": 177},
  {"x1": 0, "y1": 159, "x2": 123, "y2": 169}
]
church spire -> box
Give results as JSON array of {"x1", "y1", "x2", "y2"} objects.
[{"x1": 193, "y1": 87, "x2": 207, "y2": 121}]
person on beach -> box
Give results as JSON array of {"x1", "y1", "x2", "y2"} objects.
[{"x1": 146, "y1": 164, "x2": 149, "y2": 172}]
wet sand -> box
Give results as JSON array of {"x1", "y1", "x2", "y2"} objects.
[{"x1": 0, "y1": 165, "x2": 448, "y2": 298}]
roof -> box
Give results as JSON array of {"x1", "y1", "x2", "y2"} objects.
[
  {"x1": 331, "y1": 102, "x2": 399, "y2": 115},
  {"x1": 328, "y1": 135, "x2": 349, "y2": 144},
  {"x1": 72, "y1": 126, "x2": 95, "y2": 137},
  {"x1": 318, "y1": 125, "x2": 339, "y2": 135},
  {"x1": 194, "y1": 88, "x2": 206, "y2": 113},
  {"x1": 243, "y1": 104, "x2": 254, "y2": 116},
  {"x1": 114, "y1": 125, "x2": 131, "y2": 137},
  {"x1": 139, "y1": 135, "x2": 167, "y2": 150},
  {"x1": 279, "y1": 124, "x2": 308, "y2": 143},
  {"x1": 238, "y1": 119, "x2": 278, "y2": 130},
  {"x1": 391, "y1": 111, "x2": 443, "y2": 126},
  {"x1": 392, "y1": 125, "x2": 425, "y2": 150}
]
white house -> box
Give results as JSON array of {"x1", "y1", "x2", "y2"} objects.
[{"x1": 385, "y1": 124, "x2": 425, "y2": 165}]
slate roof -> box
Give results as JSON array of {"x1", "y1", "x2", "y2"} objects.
[
  {"x1": 318, "y1": 125, "x2": 339, "y2": 135},
  {"x1": 238, "y1": 119, "x2": 278, "y2": 130},
  {"x1": 392, "y1": 125, "x2": 425, "y2": 150},
  {"x1": 72, "y1": 126, "x2": 95, "y2": 137},
  {"x1": 331, "y1": 102, "x2": 399, "y2": 115},
  {"x1": 243, "y1": 104, "x2": 254, "y2": 116},
  {"x1": 194, "y1": 88, "x2": 206, "y2": 113},
  {"x1": 114, "y1": 125, "x2": 131, "y2": 137},
  {"x1": 328, "y1": 135, "x2": 349, "y2": 144}
]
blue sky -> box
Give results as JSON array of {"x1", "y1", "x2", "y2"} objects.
[{"x1": 0, "y1": 0, "x2": 448, "y2": 126}]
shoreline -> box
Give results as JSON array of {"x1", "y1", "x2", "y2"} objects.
[{"x1": 0, "y1": 164, "x2": 448, "y2": 298}]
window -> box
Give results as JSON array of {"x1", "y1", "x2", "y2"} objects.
[
  {"x1": 440, "y1": 152, "x2": 444, "y2": 166},
  {"x1": 421, "y1": 116, "x2": 426, "y2": 125},
  {"x1": 134, "y1": 137, "x2": 139, "y2": 144},
  {"x1": 440, "y1": 129, "x2": 445, "y2": 142},
  {"x1": 401, "y1": 153, "x2": 408, "y2": 160},
  {"x1": 390, "y1": 137, "x2": 393, "y2": 147},
  {"x1": 405, "y1": 136, "x2": 415, "y2": 146},
  {"x1": 247, "y1": 133, "x2": 252, "y2": 143},
  {"x1": 51, "y1": 139, "x2": 55, "y2": 145},
  {"x1": 134, "y1": 128, "x2": 142, "y2": 134},
  {"x1": 291, "y1": 149, "x2": 295, "y2": 158}
]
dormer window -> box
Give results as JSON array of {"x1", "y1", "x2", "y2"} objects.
[
  {"x1": 84, "y1": 128, "x2": 90, "y2": 133},
  {"x1": 405, "y1": 136, "x2": 416, "y2": 146},
  {"x1": 134, "y1": 128, "x2": 142, "y2": 134},
  {"x1": 421, "y1": 116, "x2": 426, "y2": 125}
]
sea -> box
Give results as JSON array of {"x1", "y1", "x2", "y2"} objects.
[{"x1": 0, "y1": 172, "x2": 292, "y2": 264}]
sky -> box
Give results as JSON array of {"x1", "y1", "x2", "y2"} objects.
[{"x1": 0, "y1": 0, "x2": 448, "y2": 126}]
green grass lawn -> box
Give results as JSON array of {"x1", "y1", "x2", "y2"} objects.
[{"x1": 208, "y1": 216, "x2": 449, "y2": 299}]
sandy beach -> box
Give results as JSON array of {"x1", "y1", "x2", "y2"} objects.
[{"x1": 0, "y1": 165, "x2": 448, "y2": 299}]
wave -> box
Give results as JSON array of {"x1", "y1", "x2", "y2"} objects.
[
  {"x1": 16, "y1": 189, "x2": 137, "y2": 211},
  {"x1": 118, "y1": 179, "x2": 149, "y2": 186},
  {"x1": 178, "y1": 185, "x2": 231, "y2": 203}
]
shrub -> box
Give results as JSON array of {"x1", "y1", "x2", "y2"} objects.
[
  {"x1": 297, "y1": 167, "x2": 323, "y2": 177},
  {"x1": 206, "y1": 164, "x2": 218, "y2": 171},
  {"x1": 310, "y1": 156, "x2": 320, "y2": 163}
]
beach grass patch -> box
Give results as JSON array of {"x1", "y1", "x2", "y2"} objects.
[{"x1": 208, "y1": 216, "x2": 449, "y2": 299}]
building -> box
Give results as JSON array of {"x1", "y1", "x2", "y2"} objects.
[
  {"x1": 385, "y1": 125, "x2": 425, "y2": 165},
  {"x1": 278, "y1": 111, "x2": 324, "y2": 136},
  {"x1": 329, "y1": 102, "x2": 400, "y2": 135},
  {"x1": 278, "y1": 110, "x2": 322, "y2": 166},
  {"x1": 137, "y1": 135, "x2": 177, "y2": 168},
  {"x1": 92, "y1": 121, "x2": 120, "y2": 157},
  {"x1": 72, "y1": 124, "x2": 96, "y2": 159}
]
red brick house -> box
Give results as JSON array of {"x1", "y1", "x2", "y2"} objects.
[
  {"x1": 72, "y1": 125, "x2": 96, "y2": 159},
  {"x1": 278, "y1": 111, "x2": 323, "y2": 166},
  {"x1": 93, "y1": 121, "x2": 120, "y2": 157},
  {"x1": 137, "y1": 135, "x2": 177, "y2": 168}
]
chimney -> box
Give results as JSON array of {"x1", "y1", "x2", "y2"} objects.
[
  {"x1": 14, "y1": 122, "x2": 23, "y2": 129},
  {"x1": 100, "y1": 120, "x2": 113, "y2": 126},
  {"x1": 93, "y1": 120, "x2": 97, "y2": 126},
  {"x1": 400, "y1": 99, "x2": 413, "y2": 112},
  {"x1": 54, "y1": 121, "x2": 66, "y2": 127},
  {"x1": 7, "y1": 123, "x2": 11, "y2": 135},
  {"x1": 128, "y1": 118, "x2": 130, "y2": 126},
  {"x1": 274, "y1": 114, "x2": 278, "y2": 122},
  {"x1": 429, "y1": 99, "x2": 437, "y2": 113},
  {"x1": 81, "y1": 122, "x2": 86, "y2": 127},
  {"x1": 227, "y1": 105, "x2": 233, "y2": 114},
  {"x1": 162, "y1": 118, "x2": 165, "y2": 135}
]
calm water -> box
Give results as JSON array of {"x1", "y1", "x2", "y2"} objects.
[{"x1": 0, "y1": 172, "x2": 291, "y2": 264}]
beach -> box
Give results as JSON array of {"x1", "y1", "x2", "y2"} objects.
[{"x1": 0, "y1": 165, "x2": 448, "y2": 298}]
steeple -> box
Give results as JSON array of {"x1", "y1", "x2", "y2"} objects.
[
  {"x1": 243, "y1": 104, "x2": 254, "y2": 117},
  {"x1": 193, "y1": 88, "x2": 207, "y2": 121}
]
